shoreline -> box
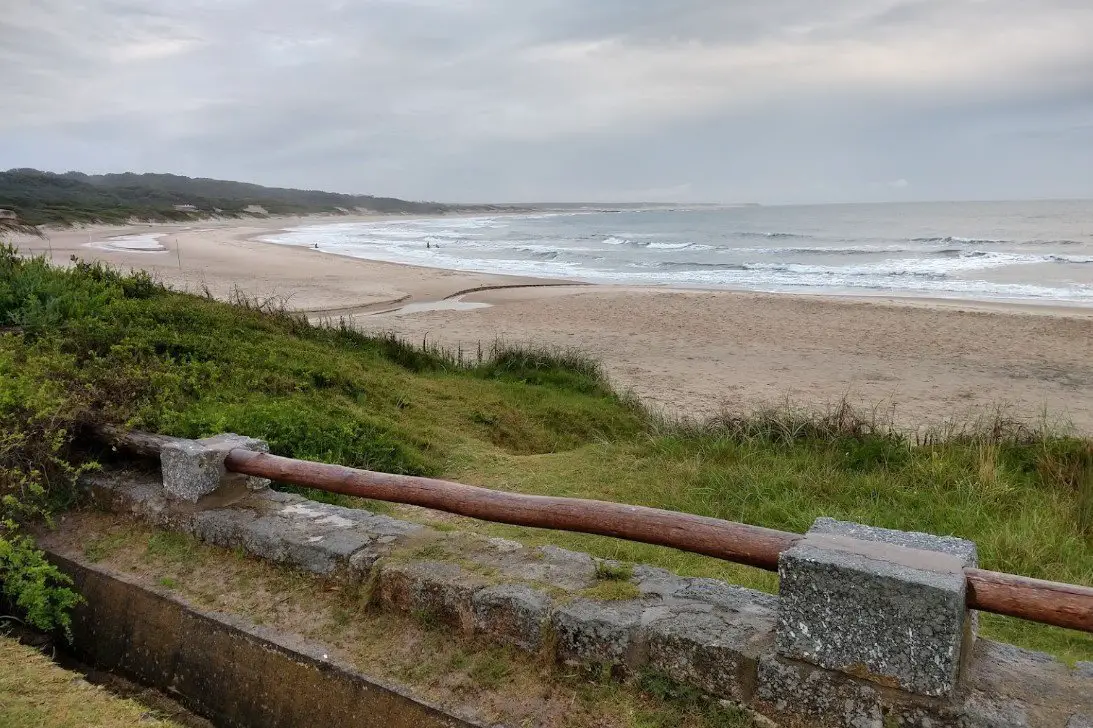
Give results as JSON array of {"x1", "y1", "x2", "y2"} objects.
[
  {"x1": 11, "y1": 216, "x2": 1093, "y2": 430},
  {"x1": 245, "y1": 215, "x2": 1093, "y2": 318},
  {"x1": 27, "y1": 212, "x2": 1093, "y2": 318}
]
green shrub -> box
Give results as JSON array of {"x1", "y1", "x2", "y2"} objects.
[{"x1": 0, "y1": 525, "x2": 81, "y2": 636}]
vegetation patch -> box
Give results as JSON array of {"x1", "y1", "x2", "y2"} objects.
[
  {"x1": 0, "y1": 168, "x2": 513, "y2": 226},
  {"x1": 595, "y1": 561, "x2": 635, "y2": 582},
  {"x1": 582, "y1": 580, "x2": 642, "y2": 602},
  {"x1": 0, "y1": 636, "x2": 181, "y2": 727},
  {"x1": 0, "y1": 244, "x2": 1090, "y2": 661}
]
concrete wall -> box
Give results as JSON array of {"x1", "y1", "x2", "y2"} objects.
[{"x1": 49, "y1": 552, "x2": 481, "y2": 728}]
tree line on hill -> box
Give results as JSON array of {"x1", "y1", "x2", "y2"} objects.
[{"x1": 0, "y1": 169, "x2": 518, "y2": 226}]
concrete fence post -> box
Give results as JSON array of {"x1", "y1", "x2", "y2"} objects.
[
  {"x1": 775, "y1": 517, "x2": 978, "y2": 698},
  {"x1": 160, "y1": 433, "x2": 271, "y2": 503}
]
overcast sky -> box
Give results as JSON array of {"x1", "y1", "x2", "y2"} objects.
[{"x1": 3, "y1": 1, "x2": 1093, "y2": 203}]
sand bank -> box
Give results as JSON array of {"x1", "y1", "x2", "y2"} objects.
[{"x1": 14, "y1": 217, "x2": 1093, "y2": 430}]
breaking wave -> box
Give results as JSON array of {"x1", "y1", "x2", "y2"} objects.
[{"x1": 261, "y1": 205, "x2": 1093, "y2": 305}]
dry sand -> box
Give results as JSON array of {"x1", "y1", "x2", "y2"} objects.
[{"x1": 16, "y1": 218, "x2": 1093, "y2": 431}]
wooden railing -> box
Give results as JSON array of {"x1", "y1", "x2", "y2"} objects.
[{"x1": 98, "y1": 427, "x2": 1093, "y2": 634}]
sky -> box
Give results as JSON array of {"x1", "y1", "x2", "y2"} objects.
[{"x1": 2, "y1": 0, "x2": 1093, "y2": 204}]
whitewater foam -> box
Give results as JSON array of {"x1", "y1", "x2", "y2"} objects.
[{"x1": 260, "y1": 204, "x2": 1093, "y2": 305}]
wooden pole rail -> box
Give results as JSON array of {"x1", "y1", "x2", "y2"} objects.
[
  {"x1": 224, "y1": 449, "x2": 798, "y2": 570},
  {"x1": 222, "y1": 449, "x2": 1093, "y2": 634},
  {"x1": 92, "y1": 428, "x2": 1093, "y2": 634}
]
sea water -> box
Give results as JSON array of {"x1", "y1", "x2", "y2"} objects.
[{"x1": 261, "y1": 200, "x2": 1093, "y2": 305}]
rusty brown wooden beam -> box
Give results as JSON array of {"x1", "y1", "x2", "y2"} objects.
[
  {"x1": 223, "y1": 449, "x2": 798, "y2": 571},
  {"x1": 965, "y1": 568, "x2": 1093, "y2": 633},
  {"x1": 97, "y1": 428, "x2": 1093, "y2": 633},
  {"x1": 223, "y1": 449, "x2": 1093, "y2": 634}
]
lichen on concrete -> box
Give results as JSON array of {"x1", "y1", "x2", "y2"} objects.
[
  {"x1": 777, "y1": 517, "x2": 976, "y2": 698},
  {"x1": 551, "y1": 598, "x2": 645, "y2": 667},
  {"x1": 82, "y1": 468, "x2": 1092, "y2": 728},
  {"x1": 645, "y1": 603, "x2": 774, "y2": 700},
  {"x1": 378, "y1": 560, "x2": 488, "y2": 633},
  {"x1": 471, "y1": 584, "x2": 552, "y2": 650},
  {"x1": 757, "y1": 654, "x2": 883, "y2": 728},
  {"x1": 962, "y1": 693, "x2": 1031, "y2": 728},
  {"x1": 84, "y1": 472, "x2": 423, "y2": 576},
  {"x1": 961, "y1": 640, "x2": 1093, "y2": 728}
]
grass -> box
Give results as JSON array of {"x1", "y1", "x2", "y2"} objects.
[
  {"x1": 1, "y1": 246, "x2": 1091, "y2": 661},
  {"x1": 595, "y1": 561, "x2": 635, "y2": 582},
  {"x1": 582, "y1": 580, "x2": 643, "y2": 601},
  {"x1": 467, "y1": 647, "x2": 515, "y2": 689},
  {"x1": 83, "y1": 533, "x2": 130, "y2": 563},
  {"x1": 583, "y1": 561, "x2": 642, "y2": 600},
  {"x1": 145, "y1": 532, "x2": 202, "y2": 564},
  {"x1": 428, "y1": 406, "x2": 1093, "y2": 659},
  {"x1": 0, "y1": 636, "x2": 180, "y2": 727}
]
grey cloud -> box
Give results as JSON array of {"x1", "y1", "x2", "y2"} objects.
[{"x1": 2, "y1": 0, "x2": 1092, "y2": 202}]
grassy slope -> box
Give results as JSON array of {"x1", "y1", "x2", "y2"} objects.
[
  {"x1": 1, "y1": 248, "x2": 1090, "y2": 660},
  {"x1": 0, "y1": 637, "x2": 180, "y2": 727}
]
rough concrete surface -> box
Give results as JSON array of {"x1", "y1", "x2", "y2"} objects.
[
  {"x1": 962, "y1": 693, "x2": 1031, "y2": 728},
  {"x1": 645, "y1": 604, "x2": 772, "y2": 700},
  {"x1": 458, "y1": 541, "x2": 599, "y2": 592},
  {"x1": 87, "y1": 473, "x2": 423, "y2": 576},
  {"x1": 757, "y1": 654, "x2": 885, "y2": 728},
  {"x1": 778, "y1": 517, "x2": 976, "y2": 698},
  {"x1": 471, "y1": 584, "x2": 552, "y2": 650},
  {"x1": 809, "y1": 518, "x2": 979, "y2": 565},
  {"x1": 161, "y1": 434, "x2": 270, "y2": 502},
  {"x1": 378, "y1": 560, "x2": 488, "y2": 634},
  {"x1": 962, "y1": 640, "x2": 1093, "y2": 728},
  {"x1": 552, "y1": 598, "x2": 646, "y2": 667}
]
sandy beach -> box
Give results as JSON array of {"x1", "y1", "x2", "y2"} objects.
[{"x1": 15, "y1": 217, "x2": 1093, "y2": 431}]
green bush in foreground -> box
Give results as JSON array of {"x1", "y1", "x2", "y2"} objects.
[
  {"x1": 0, "y1": 243, "x2": 1090, "y2": 660},
  {"x1": 0, "y1": 242, "x2": 642, "y2": 632},
  {"x1": 0, "y1": 527, "x2": 81, "y2": 636}
]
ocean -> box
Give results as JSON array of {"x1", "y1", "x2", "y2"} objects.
[{"x1": 261, "y1": 200, "x2": 1093, "y2": 305}]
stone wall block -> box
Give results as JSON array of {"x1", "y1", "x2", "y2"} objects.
[
  {"x1": 645, "y1": 604, "x2": 775, "y2": 701},
  {"x1": 777, "y1": 518, "x2": 977, "y2": 698},
  {"x1": 378, "y1": 561, "x2": 487, "y2": 634},
  {"x1": 757, "y1": 654, "x2": 884, "y2": 728},
  {"x1": 551, "y1": 599, "x2": 645, "y2": 668},
  {"x1": 471, "y1": 584, "x2": 552, "y2": 651},
  {"x1": 161, "y1": 433, "x2": 270, "y2": 502}
]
